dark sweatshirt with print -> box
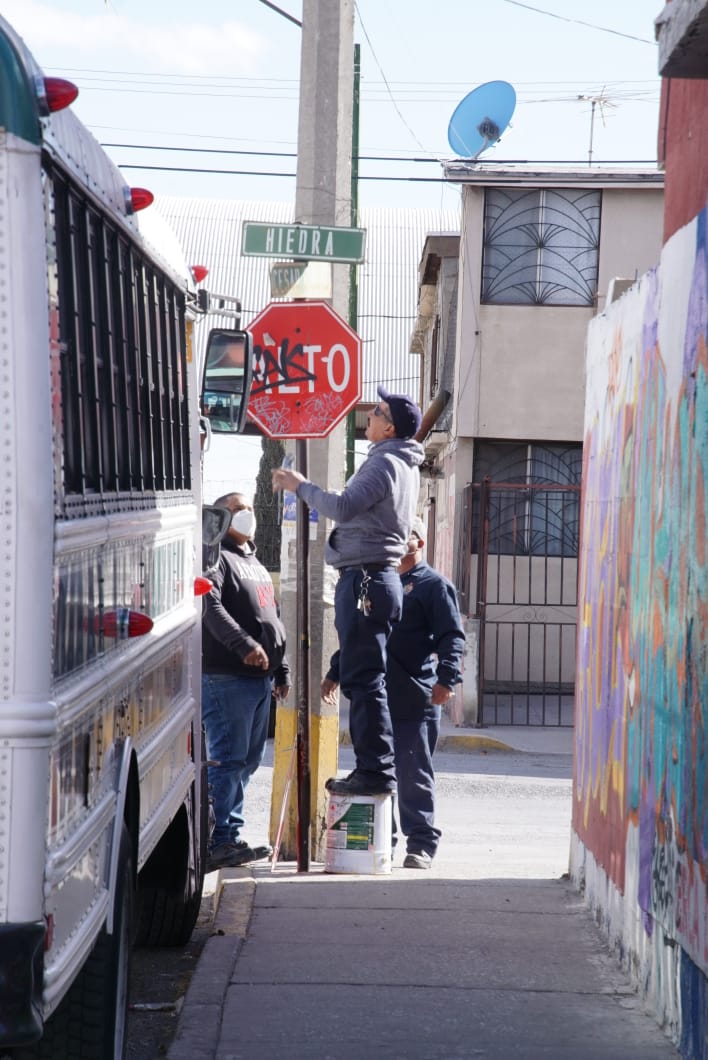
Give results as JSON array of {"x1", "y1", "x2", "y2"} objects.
[{"x1": 202, "y1": 538, "x2": 290, "y2": 684}]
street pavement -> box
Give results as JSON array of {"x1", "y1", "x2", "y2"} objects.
[{"x1": 167, "y1": 730, "x2": 679, "y2": 1060}]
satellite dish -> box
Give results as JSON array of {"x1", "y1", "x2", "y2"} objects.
[{"x1": 447, "y1": 81, "x2": 516, "y2": 159}]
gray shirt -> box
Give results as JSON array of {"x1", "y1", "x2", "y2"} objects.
[{"x1": 296, "y1": 437, "x2": 425, "y2": 568}]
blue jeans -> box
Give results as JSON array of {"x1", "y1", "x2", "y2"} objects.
[
  {"x1": 201, "y1": 672, "x2": 272, "y2": 849},
  {"x1": 390, "y1": 703, "x2": 442, "y2": 857},
  {"x1": 334, "y1": 567, "x2": 402, "y2": 782}
]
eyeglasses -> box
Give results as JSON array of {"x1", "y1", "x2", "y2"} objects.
[{"x1": 372, "y1": 405, "x2": 393, "y2": 424}]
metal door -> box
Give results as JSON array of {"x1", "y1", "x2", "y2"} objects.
[{"x1": 470, "y1": 478, "x2": 580, "y2": 726}]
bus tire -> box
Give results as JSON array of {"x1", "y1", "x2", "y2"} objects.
[
  {"x1": 134, "y1": 779, "x2": 206, "y2": 948},
  {"x1": 15, "y1": 822, "x2": 133, "y2": 1059}
]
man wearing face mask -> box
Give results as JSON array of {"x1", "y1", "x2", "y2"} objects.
[{"x1": 202, "y1": 492, "x2": 291, "y2": 871}]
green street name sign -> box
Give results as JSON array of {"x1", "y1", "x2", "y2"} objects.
[{"x1": 242, "y1": 221, "x2": 366, "y2": 264}]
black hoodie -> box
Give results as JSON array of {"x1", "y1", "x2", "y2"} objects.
[{"x1": 202, "y1": 538, "x2": 290, "y2": 684}]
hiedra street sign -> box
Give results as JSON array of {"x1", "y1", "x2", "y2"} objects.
[
  {"x1": 246, "y1": 301, "x2": 362, "y2": 439},
  {"x1": 242, "y1": 221, "x2": 366, "y2": 264}
]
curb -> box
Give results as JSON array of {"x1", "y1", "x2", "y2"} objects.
[
  {"x1": 167, "y1": 870, "x2": 256, "y2": 1060},
  {"x1": 437, "y1": 733, "x2": 514, "y2": 753},
  {"x1": 339, "y1": 729, "x2": 514, "y2": 754}
]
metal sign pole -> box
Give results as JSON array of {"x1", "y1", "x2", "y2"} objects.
[{"x1": 295, "y1": 437, "x2": 311, "y2": 872}]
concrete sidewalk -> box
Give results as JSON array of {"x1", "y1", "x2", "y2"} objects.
[{"x1": 167, "y1": 744, "x2": 677, "y2": 1060}]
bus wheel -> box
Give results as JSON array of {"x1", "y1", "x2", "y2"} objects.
[
  {"x1": 134, "y1": 779, "x2": 206, "y2": 948},
  {"x1": 19, "y1": 822, "x2": 133, "y2": 1059}
]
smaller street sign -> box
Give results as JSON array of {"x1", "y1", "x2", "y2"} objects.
[
  {"x1": 242, "y1": 221, "x2": 366, "y2": 263},
  {"x1": 270, "y1": 261, "x2": 308, "y2": 297}
]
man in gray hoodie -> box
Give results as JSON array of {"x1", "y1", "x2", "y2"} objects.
[{"x1": 272, "y1": 385, "x2": 425, "y2": 796}]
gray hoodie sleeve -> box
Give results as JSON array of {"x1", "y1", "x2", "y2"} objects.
[{"x1": 296, "y1": 458, "x2": 390, "y2": 520}]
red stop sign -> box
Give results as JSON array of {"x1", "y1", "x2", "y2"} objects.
[{"x1": 246, "y1": 301, "x2": 362, "y2": 438}]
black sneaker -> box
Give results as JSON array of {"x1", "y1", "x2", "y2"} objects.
[
  {"x1": 403, "y1": 850, "x2": 432, "y2": 869},
  {"x1": 325, "y1": 770, "x2": 396, "y2": 796},
  {"x1": 207, "y1": 840, "x2": 273, "y2": 872}
]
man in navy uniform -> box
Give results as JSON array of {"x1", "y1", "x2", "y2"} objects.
[{"x1": 322, "y1": 517, "x2": 465, "y2": 868}]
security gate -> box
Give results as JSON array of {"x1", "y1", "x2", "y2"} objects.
[{"x1": 463, "y1": 478, "x2": 580, "y2": 727}]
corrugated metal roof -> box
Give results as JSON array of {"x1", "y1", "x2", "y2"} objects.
[{"x1": 155, "y1": 196, "x2": 459, "y2": 404}]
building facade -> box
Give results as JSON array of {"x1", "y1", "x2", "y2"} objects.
[{"x1": 413, "y1": 169, "x2": 664, "y2": 729}]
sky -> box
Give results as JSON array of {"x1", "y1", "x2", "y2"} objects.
[
  {"x1": 2, "y1": 0, "x2": 664, "y2": 498},
  {"x1": 4, "y1": 0, "x2": 664, "y2": 214}
]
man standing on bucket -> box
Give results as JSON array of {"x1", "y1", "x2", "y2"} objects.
[
  {"x1": 322, "y1": 517, "x2": 465, "y2": 868},
  {"x1": 271, "y1": 386, "x2": 424, "y2": 797}
]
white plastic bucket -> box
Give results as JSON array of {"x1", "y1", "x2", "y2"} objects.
[{"x1": 324, "y1": 791, "x2": 393, "y2": 875}]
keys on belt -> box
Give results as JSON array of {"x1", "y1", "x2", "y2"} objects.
[{"x1": 357, "y1": 571, "x2": 371, "y2": 615}]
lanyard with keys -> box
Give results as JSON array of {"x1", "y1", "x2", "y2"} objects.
[{"x1": 356, "y1": 571, "x2": 371, "y2": 615}]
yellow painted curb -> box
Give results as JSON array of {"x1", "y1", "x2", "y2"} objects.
[
  {"x1": 437, "y1": 734, "x2": 514, "y2": 753},
  {"x1": 339, "y1": 729, "x2": 514, "y2": 753}
]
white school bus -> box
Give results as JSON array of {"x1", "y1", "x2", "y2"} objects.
[{"x1": 0, "y1": 16, "x2": 251, "y2": 1059}]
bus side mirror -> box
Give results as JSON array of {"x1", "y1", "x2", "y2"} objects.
[{"x1": 201, "y1": 328, "x2": 253, "y2": 434}]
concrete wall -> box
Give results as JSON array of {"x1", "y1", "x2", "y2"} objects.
[{"x1": 570, "y1": 206, "x2": 708, "y2": 1056}]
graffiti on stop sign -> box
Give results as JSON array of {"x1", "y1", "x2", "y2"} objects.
[
  {"x1": 250, "y1": 337, "x2": 352, "y2": 434},
  {"x1": 246, "y1": 302, "x2": 361, "y2": 439}
]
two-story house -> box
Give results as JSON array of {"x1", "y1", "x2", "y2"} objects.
[{"x1": 412, "y1": 167, "x2": 664, "y2": 729}]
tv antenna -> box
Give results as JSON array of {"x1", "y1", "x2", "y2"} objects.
[
  {"x1": 577, "y1": 88, "x2": 616, "y2": 165},
  {"x1": 447, "y1": 80, "x2": 517, "y2": 159}
]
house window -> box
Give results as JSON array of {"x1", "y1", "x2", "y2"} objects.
[
  {"x1": 482, "y1": 188, "x2": 601, "y2": 306},
  {"x1": 472, "y1": 442, "x2": 582, "y2": 557}
]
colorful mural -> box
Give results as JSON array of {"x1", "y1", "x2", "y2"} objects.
[{"x1": 573, "y1": 206, "x2": 707, "y2": 985}]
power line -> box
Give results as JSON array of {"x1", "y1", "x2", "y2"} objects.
[
  {"x1": 255, "y1": 0, "x2": 302, "y2": 28},
  {"x1": 353, "y1": 1, "x2": 429, "y2": 155},
  {"x1": 116, "y1": 162, "x2": 447, "y2": 182},
  {"x1": 102, "y1": 141, "x2": 449, "y2": 163},
  {"x1": 499, "y1": 0, "x2": 656, "y2": 45},
  {"x1": 116, "y1": 159, "x2": 658, "y2": 182},
  {"x1": 52, "y1": 67, "x2": 659, "y2": 91},
  {"x1": 105, "y1": 142, "x2": 658, "y2": 166}
]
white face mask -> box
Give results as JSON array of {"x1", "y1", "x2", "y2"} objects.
[{"x1": 231, "y1": 508, "x2": 257, "y2": 538}]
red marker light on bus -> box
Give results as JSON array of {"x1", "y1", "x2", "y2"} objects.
[
  {"x1": 100, "y1": 609, "x2": 154, "y2": 638},
  {"x1": 43, "y1": 77, "x2": 79, "y2": 113},
  {"x1": 126, "y1": 187, "x2": 154, "y2": 214},
  {"x1": 191, "y1": 265, "x2": 209, "y2": 284},
  {"x1": 194, "y1": 576, "x2": 213, "y2": 596}
]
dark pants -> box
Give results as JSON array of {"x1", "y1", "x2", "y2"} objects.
[
  {"x1": 334, "y1": 566, "x2": 402, "y2": 782},
  {"x1": 390, "y1": 703, "x2": 442, "y2": 857}
]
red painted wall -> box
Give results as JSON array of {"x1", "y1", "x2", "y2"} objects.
[{"x1": 658, "y1": 77, "x2": 708, "y2": 242}]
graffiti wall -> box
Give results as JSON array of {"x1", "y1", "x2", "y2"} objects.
[{"x1": 571, "y1": 206, "x2": 707, "y2": 1051}]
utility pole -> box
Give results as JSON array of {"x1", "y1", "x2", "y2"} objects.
[{"x1": 269, "y1": 0, "x2": 355, "y2": 863}]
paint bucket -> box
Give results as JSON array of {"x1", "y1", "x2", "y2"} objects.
[{"x1": 324, "y1": 791, "x2": 392, "y2": 875}]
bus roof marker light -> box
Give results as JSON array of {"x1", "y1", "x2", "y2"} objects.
[
  {"x1": 125, "y1": 187, "x2": 154, "y2": 214},
  {"x1": 191, "y1": 265, "x2": 209, "y2": 284},
  {"x1": 42, "y1": 77, "x2": 79, "y2": 114}
]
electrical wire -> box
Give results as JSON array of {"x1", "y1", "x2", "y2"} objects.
[
  {"x1": 353, "y1": 1, "x2": 430, "y2": 156},
  {"x1": 498, "y1": 1, "x2": 656, "y2": 45}
]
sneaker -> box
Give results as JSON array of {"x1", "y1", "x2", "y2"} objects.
[
  {"x1": 325, "y1": 770, "x2": 396, "y2": 796},
  {"x1": 206, "y1": 840, "x2": 273, "y2": 872},
  {"x1": 403, "y1": 850, "x2": 432, "y2": 869}
]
